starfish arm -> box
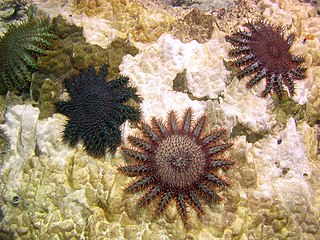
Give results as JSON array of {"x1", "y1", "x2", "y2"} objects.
[
  {"x1": 198, "y1": 183, "x2": 221, "y2": 202},
  {"x1": 234, "y1": 53, "x2": 254, "y2": 67},
  {"x1": 122, "y1": 148, "x2": 149, "y2": 162},
  {"x1": 246, "y1": 68, "x2": 267, "y2": 88},
  {"x1": 157, "y1": 192, "x2": 171, "y2": 214},
  {"x1": 56, "y1": 101, "x2": 73, "y2": 117},
  {"x1": 138, "y1": 186, "x2": 161, "y2": 206},
  {"x1": 141, "y1": 122, "x2": 159, "y2": 142},
  {"x1": 238, "y1": 62, "x2": 260, "y2": 78},
  {"x1": 207, "y1": 143, "x2": 233, "y2": 156},
  {"x1": 210, "y1": 159, "x2": 234, "y2": 169},
  {"x1": 192, "y1": 115, "x2": 206, "y2": 139},
  {"x1": 176, "y1": 193, "x2": 188, "y2": 222},
  {"x1": 118, "y1": 165, "x2": 150, "y2": 177},
  {"x1": 189, "y1": 191, "x2": 204, "y2": 214},
  {"x1": 127, "y1": 136, "x2": 151, "y2": 151},
  {"x1": 63, "y1": 120, "x2": 79, "y2": 147},
  {"x1": 206, "y1": 174, "x2": 228, "y2": 187},
  {"x1": 261, "y1": 74, "x2": 276, "y2": 97},
  {"x1": 117, "y1": 105, "x2": 141, "y2": 123},
  {"x1": 97, "y1": 64, "x2": 108, "y2": 81},
  {"x1": 126, "y1": 176, "x2": 154, "y2": 192},
  {"x1": 167, "y1": 110, "x2": 179, "y2": 134},
  {"x1": 182, "y1": 108, "x2": 193, "y2": 133},
  {"x1": 201, "y1": 129, "x2": 226, "y2": 146},
  {"x1": 274, "y1": 74, "x2": 284, "y2": 99},
  {"x1": 151, "y1": 117, "x2": 169, "y2": 137},
  {"x1": 229, "y1": 45, "x2": 251, "y2": 57}
]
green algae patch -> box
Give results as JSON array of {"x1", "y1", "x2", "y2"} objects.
[
  {"x1": 105, "y1": 38, "x2": 139, "y2": 80},
  {"x1": 38, "y1": 79, "x2": 60, "y2": 120},
  {"x1": 172, "y1": 69, "x2": 188, "y2": 93},
  {"x1": 230, "y1": 123, "x2": 267, "y2": 144},
  {"x1": 273, "y1": 96, "x2": 306, "y2": 125},
  {"x1": 36, "y1": 16, "x2": 107, "y2": 79}
]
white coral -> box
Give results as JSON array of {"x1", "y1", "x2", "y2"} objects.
[
  {"x1": 0, "y1": 105, "x2": 39, "y2": 190},
  {"x1": 120, "y1": 33, "x2": 228, "y2": 120},
  {"x1": 220, "y1": 78, "x2": 275, "y2": 132},
  {"x1": 248, "y1": 117, "x2": 311, "y2": 203}
]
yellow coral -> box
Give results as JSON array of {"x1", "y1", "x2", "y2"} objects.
[
  {"x1": 306, "y1": 67, "x2": 320, "y2": 124},
  {"x1": 74, "y1": 0, "x2": 175, "y2": 42}
]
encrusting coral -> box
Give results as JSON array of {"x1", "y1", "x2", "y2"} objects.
[
  {"x1": 56, "y1": 65, "x2": 141, "y2": 158},
  {"x1": 118, "y1": 108, "x2": 234, "y2": 223},
  {"x1": 226, "y1": 20, "x2": 307, "y2": 99},
  {"x1": 0, "y1": 18, "x2": 55, "y2": 92}
]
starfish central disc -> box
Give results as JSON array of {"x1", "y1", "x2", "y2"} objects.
[
  {"x1": 155, "y1": 135, "x2": 206, "y2": 190},
  {"x1": 250, "y1": 25, "x2": 291, "y2": 73}
]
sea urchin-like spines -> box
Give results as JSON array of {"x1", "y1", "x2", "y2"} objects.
[
  {"x1": 56, "y1": 64, "x2": 141, "y2": 158},
  {"x1": 167, "y1": 110, "x2": 179, "y2": 134},
  {"x1": 157, "y1": 192, "x2": 171, "y2": 214},
  {"x1": 210, "y1": 159, "x2": 234, "y2": 170},
  {"x1": 226, "y1": 20, "x2": 307, "y2": 99},
  {"x1": 192, "y1": 115, "x2": 206, "y2": 138},
  {"x1": 138, "y1": 186, "x2": 161, "y2": 206},
  {"x1": 127, "y1": 135, "x2": 151, "y2": 151},
  {"x1": 118, "y1": 108, "x2": 234, "y2": 223},
  {"x1": 188, "y1": 190, "x2": 204, "y2": 214},
  {"x1": 286, "y1": 33, "x2": 295, "y2": 47},
  {"x1": 198, "y1": 183, "x2": 221, "y2": 202},
  {"x1": 200, "y1": 128, "x2": 227, "y2": 146},
  {"x1": 151, "y1": 117, "x2": 169, "y2": 137},
  {"x1": 206, "y1": 174, "x2": 228, "y2": 187},
  {"x1": 0, "y1": 18, "x2": 55, "y2": 91},
  {"x1": 182, "y1": 107, "x2": 192, "y2": 133}
]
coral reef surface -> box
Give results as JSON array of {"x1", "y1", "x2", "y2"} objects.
[{"x1": 0, "y1": 0, "x2": 319, "y2": 239}]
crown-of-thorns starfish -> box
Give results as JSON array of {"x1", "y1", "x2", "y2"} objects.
[
  {"x1": 226, "y1": 20, "x2": 306, "y2": 99},
  {"x1": 118, "y1": 108, "x2": 234, "y2": 222},
  {"x1": 56, "y1": 65, "x2": 141, "y2": 158}
]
